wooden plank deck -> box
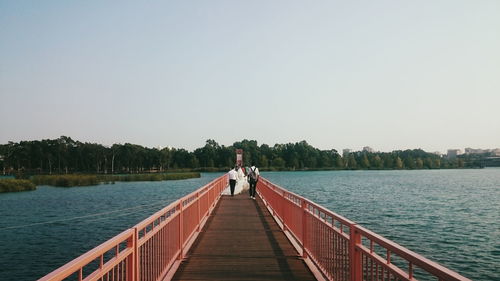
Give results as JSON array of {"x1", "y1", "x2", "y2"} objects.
[{"x1": 171, "y1": 193, "x2": 317, "y2": 281}]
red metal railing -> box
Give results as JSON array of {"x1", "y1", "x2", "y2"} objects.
[
  {"x1": 257, "y1": 177, "x2": 472, "y2": 281},
  {"x1": 39, "y1": 175, "x2": 472, "y2": 281},
  {"x1": 38, "y1": 174, "x2": 227, "y2": 281}
]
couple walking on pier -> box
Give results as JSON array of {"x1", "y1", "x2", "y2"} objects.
[{"x1": 228, "y1": 163, "x2": 259, "y2": 199}]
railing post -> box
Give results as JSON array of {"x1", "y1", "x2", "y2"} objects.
[
  {"x1": 132, "y1": 228, "x2": 139, "y2": 281},
  {"x1": 302, "y1": 199, "x2": 308, "y2": 258},
  {"x1": 269, "y1": 184, "x2": 275, "y2": 216},
  {"x1": 197, "y1": 191, "x2": 201, "y2": 232},
  {"x1": 282, "y1": 191, "x2": 287, "y2": 232},
  {"x1": 207, "y1": 187, "x2": 211, "y2": 215},
  {"x1": 210, "y1": 186, "x2": 214, "y2": 207},
  {"x1": 178, "y1": 201, "x2": 184, "y2": 260},
  {"x1": 350, "y1": 224, "x2": 362, "y2": 281}
]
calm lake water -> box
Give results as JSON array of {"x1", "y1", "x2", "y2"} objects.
[
  {"x1": 0, "y1": 174, "x2": 223, "y2": 281},
  {"x1": 264, "y1": 169, "x2": 500, "y2": 281},
  {"x1": 0, "y1": 170, "x2": 499, "y2": 280}
]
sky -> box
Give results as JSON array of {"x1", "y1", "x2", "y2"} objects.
[{"x1": 1, "y1": 0, "x2": 499, "y2": 153}]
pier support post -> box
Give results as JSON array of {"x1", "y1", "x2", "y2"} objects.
[
  {"x1": 349, "y1": 224, "x2": 362, "y2": 281},
  {"x1": 131, "y1": 228, "x2": 138, "y2": 281},
  {"x1": 302, "y1": 199, "x2": 308, "y2": 258},
  {"x1": 197, "y1": 191, "x2": 201, "y2": 232},
  {"x1": 178, "y1": 202, "x2": 184, "y2": 260},
  {"x1": 282, "y1": 191, "x2": 287, "y2": 232}
]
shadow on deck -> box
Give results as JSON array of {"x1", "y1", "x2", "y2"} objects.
[{"x1": 171, "y1": 193, "x2": 316, "y2": 281}]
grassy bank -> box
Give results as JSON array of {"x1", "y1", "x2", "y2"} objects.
[
  {"x1": 31, "y1": 175, "x2": 99, "y2": 187},
  {"x1": 0, "y1": 179, "x2": 37, "y2": 193},
  {"x1": 30, "y1": 172, "x2": 201, "y2": 187},
  {"x1": 98, "y1": 172, "x2": 201, "y2": 183}
]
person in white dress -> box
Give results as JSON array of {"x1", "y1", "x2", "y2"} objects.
[{"x1": 223, "y1": 166, "x2": 250, "y2": 196}]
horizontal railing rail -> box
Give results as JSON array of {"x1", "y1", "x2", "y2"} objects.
[
  {"x1": 257, "y1": 177, "x2": 472, "y2": 281},
  {"x1": 38, "y1": 174, "x2": 228, "y2": 281}
]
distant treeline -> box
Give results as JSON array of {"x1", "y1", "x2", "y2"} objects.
[{"x1": 0, "y1": 136, "x2": 485, "y2": 176}]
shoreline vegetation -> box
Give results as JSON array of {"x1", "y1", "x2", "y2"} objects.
[
  {"x1": 0, "y1": 179, "x2": 36, "y2": 193},
  {"x1": 32, "y1": 172, "x2": 201, "y2": 187},
  {"x1": 0, "y1": 172, "x2": 200, "y2": 192}
]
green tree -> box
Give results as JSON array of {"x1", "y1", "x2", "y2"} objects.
[
  {"x1": 424, "y1": 158, "x2": 433, "y2": 169},
  {"x1": 395, "y1": 157, "x2": 403, "y2": 169},
  {"x1": 372, "y1": 155, "x2": 383, "y2": 169},
  {"x1": 361, "y1": 154, "x2": 370, "y2": 169},
  {"x1": 347, "y1": 154, "x2": 357, "y2": 169},
  {"x1": 404, "y1": 156, "x2": 415, "y2": 169},
  {"x1": 259, "y1": 155, "x2": 269, "y2": 168},
  {"x1": 416, "y1": 158, "x2": 424, "y2": 169},
  {"x1": 272, "y1": 157, "x2": 286, "y2": 169},
  {"x1": 383, "y1": 154, "x2": 394, "y2": 169},
  {"x1": 335, "y1": 157, "x2": 344, "y2": 169}
]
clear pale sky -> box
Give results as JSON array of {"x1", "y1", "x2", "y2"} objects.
[{"x1": 1, "y1": 1, "x2": 499, "y2": 153}]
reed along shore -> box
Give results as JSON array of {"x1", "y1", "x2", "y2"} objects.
[
  {"x1": 30, "y1": 172, "x2": 201, "y2": 187},
  {"x1": 0, "y1": 179, "x2": 36, "y2": 193}
]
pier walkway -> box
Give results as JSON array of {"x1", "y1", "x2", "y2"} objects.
[
  {"x1": 38, "y1": 174, "x2": 472, "y2": 281},
  {"x1": 171, "y1": 193, "x2": 315, "y2": 281}
]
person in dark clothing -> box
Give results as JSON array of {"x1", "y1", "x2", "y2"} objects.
[
  {"x1": 228, "y1": 166, "x2": 237, "y2": 196},
  {"x1": 247, "y1": 163, "x2": 259, "y2": 199}
]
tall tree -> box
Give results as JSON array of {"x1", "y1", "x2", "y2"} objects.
[{"x1": 395, "y1": 157, "x2": 403, "y2": 169}]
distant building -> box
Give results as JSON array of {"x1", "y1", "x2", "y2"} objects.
[
  {"x1": 342, "y1": 149, "x2": 352, "y2": 157},
  {"x1": 362, "y1": 146, "x2": 375, "y2": 153},
  {"x1": 447, "y1": 149, "x2": 462, "y2": 159},
  {"x1": 462, "y1": 147, "x2": 500, "y2": 157},
  {"x1": 464, "y1": 147, "x2": 488, "y2": 155},
  {"x1": 432, "y1": 151, "x2": 442, "y2": 156}
]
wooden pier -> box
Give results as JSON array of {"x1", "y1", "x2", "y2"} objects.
[
  {"x1": 171, "y1": 193, "x2": 316, "y2": 281},
  {"x1": 38, "y1": 175, "x2": 472, "y2": 281}
]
